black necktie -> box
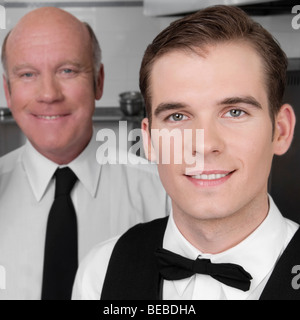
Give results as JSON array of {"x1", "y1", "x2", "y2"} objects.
[
  {"x1": 42, "y1": 168, "x2": 78, "y2": 300},
  {"x1": 156, "y1": 248, "x2": 252, "y2": 292}
]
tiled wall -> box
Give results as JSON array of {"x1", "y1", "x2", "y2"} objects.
[{"x1": 0, "y1": 2, "x2": 299, "y2": 109}]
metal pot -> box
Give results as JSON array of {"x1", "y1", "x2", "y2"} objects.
[{"x1": 119, "y1": 91, "x2": 144, "y2": 116}]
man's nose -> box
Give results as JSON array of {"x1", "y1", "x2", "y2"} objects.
[
  {"x1": 191, "y1": 119, "x2": 225, "y2": 157},
  {"x1": 36, "y1": 74, "x2": 64, "y2": 104}
]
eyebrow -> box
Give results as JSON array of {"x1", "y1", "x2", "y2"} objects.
[
  {"x1": 12, "y1": 61, "x2": 83, "y2": 74},
  {"x1": 154, "y1": 103, "x2": 188, "y2": 118},
  {"x1": 57, "y1": 61, "x2": 83, "y2": 69},
  {"x1": 154, "y1": 96, "x2": 262, "y2": 118},
  {"x1": 218, "y1": 96, "x2": 263, "y2": 109},
  {"x1": 12, "y1": 64, "x2": 37, "y2": 74}
]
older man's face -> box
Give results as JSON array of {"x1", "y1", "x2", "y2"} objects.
[{"x1": 3, "y1": 9, "x2": 103, "y2": 164}]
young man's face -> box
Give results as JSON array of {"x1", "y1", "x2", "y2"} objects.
[{"x1": 143, "y1": 42, "x2": 294, "y2": 225}]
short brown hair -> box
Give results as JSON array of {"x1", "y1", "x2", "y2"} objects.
[{"x1": 139, "y1": 5, "x2": 288, "y2": 130}]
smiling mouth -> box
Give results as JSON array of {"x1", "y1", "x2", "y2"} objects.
[
  {"x1": 34, "y1": 114, "x2": 69, "y2": 120},
  {"x1": 185, "y1": 170, "x2": 235, "y2": 187},
  {"x1": 189, "y1": 172, "x2": 231, "y2": 180}
]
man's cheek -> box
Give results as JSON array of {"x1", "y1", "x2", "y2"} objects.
[
  {"x1": 151, "y1": 128, "x2": 200, "y2": 167},
  {"x1": 157, "y1": 164, "x2": 179, "y2": 196}
]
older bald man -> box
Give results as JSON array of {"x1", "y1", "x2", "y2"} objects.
[{"x1": 0, "y1": 7, "x2": 169, "y2": 300}]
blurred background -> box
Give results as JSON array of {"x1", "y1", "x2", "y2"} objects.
[{"x1": 0, "y1": 0, "x2": 299, "y2": 221}]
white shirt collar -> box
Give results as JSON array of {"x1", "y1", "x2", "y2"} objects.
[
  {"x1": 163, "y1": 196, "x2": 289, "y2": 299},
  {"x1": 22, "y1": 141, "x2": 57, "y2": 202},
  {"x1": 68, "y1": 130, "x2": 101, "y2": 198},
  {"x1": 22, "y1": 129, "x2": 101, "y2": 202}
]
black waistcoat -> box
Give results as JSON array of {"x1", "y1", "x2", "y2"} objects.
[{"x1": 101, "y1": 217, "x2": 300, "y2": 300}]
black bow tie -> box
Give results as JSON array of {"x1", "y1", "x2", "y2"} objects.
[{"x1": 155, "y1": 248, "x2": 252, "y2": 292}]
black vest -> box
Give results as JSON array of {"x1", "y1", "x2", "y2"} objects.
[{"x1": 101, "y1": 217, "x2": 300, "y2": 300}]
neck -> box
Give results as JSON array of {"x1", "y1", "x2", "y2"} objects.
[{"x1": 172, "y1": 193, "x2": 269, "y2": 254}]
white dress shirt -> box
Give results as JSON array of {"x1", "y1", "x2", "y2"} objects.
[
  {"x1": 0, "y1": 131, "x2": 170, "y2": 300},
  {"x1": 72, "y1": 196, "x2": 299, "y2": 300}
]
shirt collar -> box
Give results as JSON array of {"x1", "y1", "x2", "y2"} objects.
[
  {"x1": 163, "y1": 196, "x2": 289, "y2": 299},
  {"x1": 68, "y1": 130, "x2": 101, "y2": 198},
  {"x1": 22, "y1": 141, "x2": 58, "y2": 202},
  {"x1": 22, "y1": 129, "x2": 101, "y2": 202}
]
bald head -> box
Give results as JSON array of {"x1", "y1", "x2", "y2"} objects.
[
  {"x1": 1, "y1": 7, "x2": 101, "y2": 82},
  {"x1": 12, "y1": 7, "x2": 86, "y2": 35}
]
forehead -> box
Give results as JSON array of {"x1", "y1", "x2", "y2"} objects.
[
  {"x1": 6, "y1": 19, "x2": 91, "y2": 67},
  {"x1": 150, "y1": 42, "x2": 267, "y2": 110}
]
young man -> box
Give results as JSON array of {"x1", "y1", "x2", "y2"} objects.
[{"x1": 73, "y1": 6, "x2": 299, "y2": 300}]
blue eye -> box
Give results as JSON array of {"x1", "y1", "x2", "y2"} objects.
[
  {"x1": 22, "y1": 73, "x2": 34, "y2": 78},
  {"x1": 226, "y1": 109, "x2": 246, "y2": 118},
  {"x1": 62, "y1": 69, "x2": 73, "y2": 74},
  {"x1": 169, "y1": 113, "x2": 188, "y2": 122}
]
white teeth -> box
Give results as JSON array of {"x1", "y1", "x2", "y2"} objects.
[
  {"x1": 37, "y1": 115, "x2": 63, "y2": 120},
  {"x1": 191, "y1": 173, "x2": 229, "y2": 180}
]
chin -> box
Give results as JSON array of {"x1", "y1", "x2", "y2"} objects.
[
  {"x1": 30, "y1": 138, "x2": 69, "y2": 155},
  {"x1": 175, "y1": 198, "x2": 237, "y2": 222}
]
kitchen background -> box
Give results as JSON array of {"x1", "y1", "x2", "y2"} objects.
[
  {"x1": 1, "y1": 0, "x2": 300, "y2": 109},
  {"x1": 0, "y1": 0, "x2": 299, "y2": 221},
  {"x1": 0, "y1": 0, "x2": 177, "y2": 108}
]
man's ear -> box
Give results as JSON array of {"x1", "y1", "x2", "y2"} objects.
[
  {"x1": 273, "y1": 104, "x2": 296, "y2": 156},
  {"x1": 3, "y1": 74, "x2": 12, "y2": 109},
  {"x1": 95, "y1": 64, "x2": 104, "y2": 101},
  {"x1": 141, "y1": 118, "x2": 157, "y2": 163}
]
